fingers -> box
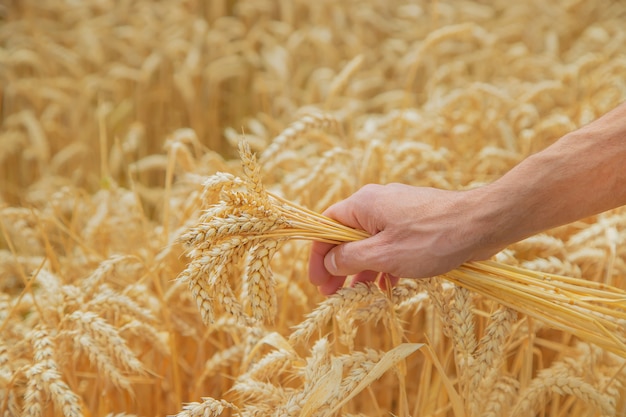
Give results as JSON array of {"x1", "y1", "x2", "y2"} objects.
[
  {"x1": 319, "y1": 276, "x2": 346, "y2": 295},
  {"x1": 309, "y1": 241, "x2": 348, "y2": 295},
  {"x1": 309, "y1": 236, "x2": 404, "y2": 296},
  {"x1": 349, "y1": 270, "x2": 379, "y2": 287},
  {"x1": 309, "y1": 233, "x2": 394, "y2": 295},
  {"x1": 308, "y1": 185, "x2": 392, "y2": 295},
  {"x1": 308, "y1": 241, "x2": 335, "y2": 286},
  {"x1": 309, "y1": 237, "x2": 383, "y2": 295},
  {"x1": 323, "y1": 185, "x2": 384, "y2": 235},
  {"x1": 325, "y1": 234, "x2": 388, "y2": 277}
]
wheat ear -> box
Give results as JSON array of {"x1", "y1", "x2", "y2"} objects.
[{"x1": 182, "y1": 140, "x2": 626, "y2": 358}]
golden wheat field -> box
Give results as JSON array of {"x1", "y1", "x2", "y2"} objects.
[{"x1": 2, "y1": 0, "x2": 626, "y2": 416}]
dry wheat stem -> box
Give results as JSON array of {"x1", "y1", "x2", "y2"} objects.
[
  {"x1": 263, "y1": 191, "x2": 369, "y2": 244},
  {"x1": 445, "y1": 264, "x2": 626, "y2": 356},
  {"x1": 206, "y1": 141, "x2": 626, "y2": 357},
  {"x1": 215, "y1": 140, "x2": 626, "y2": 356}
]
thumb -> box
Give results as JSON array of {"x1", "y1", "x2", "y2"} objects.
[{"x1": 324, "y1": 234, "x2": 388, "y2": 276}]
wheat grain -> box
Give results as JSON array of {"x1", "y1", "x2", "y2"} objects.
[
  {"x1": 357, "y1": 139, "x2": 386, "y2": 186},
  {"x1": 474, "y1": 307, "x2": 517, "y2": 391},
  {"x1": 481, "y1": 375, "x2": 519, "y2": 417},
  {"x1": 392, "y1": 279, "x2": 431, "y2": 312},
  {"x1": 119, "y1": 320, "x2": 170, "y2": 356},
  {"x1": 238, "y1": 141, "x2": 270, "y2": 207},
  {"x1": 470, "y1": 308, "x2": 518, "y2": 416},
  {"x1": 424, "y1": 279, "x2": 454, "y2": 339},
  {"x1": 232, "y1": 379, "x2": 290, "y2": 405},
  {"x1": 242, "y1": 240, "x2": 279, "y2": 322},
  {"x1": 88, "y1": 285, "x2": 155, "y2": 323},
  {"x1": 64, "y1": 311, "x2": 145, "y2": 389},
  {"x1": 510, "y1": 234, "x2": 567, "y2": 260},
  {"x1": 0, "y1": 207, "x2": 45, "y2": 256},
  {"x1": 325, "y1": 54, "x2": 365, "y2": 107},
  {"x1": 211, "y1": 260, "x2": 251, "y2": 326},
  {"x1": 203, "y1": 344, "x2": 245, "y2": 381},
  {"x1": 405, "y1": 22, "x2": 493, "y2": 91},
  {"x1": 275, "y1": 338, "x2": 334, "y2": 417},
  {"x1": 259, "y1": 112, "x2": 342, "y2": 167},
  {"x1": 511, "y1": 360, "x2": 615, "y2": 417},
  {"x1": 520, "y1": 256, "x2": 582, "y2": 277},
  {"x1": 241, "y1": 349, "x2": 296, "y2": 382},
  {"x1": 289, "y1": 284, "x2": 378, "y2": 345},
  {"x1": 567, "y1": 213, "x2": 626, "y2": 250},
  {"x1": 449, "y1": 287, "x2": 477, "y2": 393},
  {"x1": 23, "y1": 328, "x2": 82, "y2": 417},
  {"x1": 176, "y1": 398, "x2": 238, "y2": 417},
  {"x1": 314, "y1": 350, "x2": 382, "y2": 416},
  {"x1": 291, "y1": 147, "x2": 352, "y2": 198},
  {"x1": 325, "y1": 343, "x2": 423, "y2": 417},
  {"x1": 22, "y1": 364, "x2": 44, "y2": 417},
  {"x1": 179, "y1": 260, "x2": 216, "y2": 326}
]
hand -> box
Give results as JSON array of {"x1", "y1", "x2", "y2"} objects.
[
  {"x1": 308, "y1": 183, "x2": 496, "y2": 295},
  {"x1": 308, "y1": 103, "x2": 626, "y2": 296}
]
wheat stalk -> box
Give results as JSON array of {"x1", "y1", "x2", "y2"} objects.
[
  {"x1": 184, "y1": 139, "x2": 626, "y2": 358},
  {"x1": 445, "y1": 261, "x2": 626, "y2": 357}
]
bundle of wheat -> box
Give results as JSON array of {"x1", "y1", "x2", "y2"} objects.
[{"x1": 181, "y1": 141, "x2": 626, "y2": 358}]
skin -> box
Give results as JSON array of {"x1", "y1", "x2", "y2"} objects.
[{"x1": 309, "y1": 102, "x2": 626, "y2": 295}]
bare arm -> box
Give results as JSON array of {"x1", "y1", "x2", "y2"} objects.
[
  {"x1": 309, "y1": 102, "x2": 626, "y2": 295},
  {"x1": 473, "y1": 101, "x2": 626, "y2": 257}
]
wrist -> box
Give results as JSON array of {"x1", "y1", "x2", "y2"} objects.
[
  {"x1": 458, "y1": 181, "x2": 531, "y2": 260},
  {"x1": 460, "y1": 143, "x2": 572, "y2": 259}
]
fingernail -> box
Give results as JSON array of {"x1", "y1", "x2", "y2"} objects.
[{"x1": 325, "y1": 251, "x2": 337, "y2": 274}]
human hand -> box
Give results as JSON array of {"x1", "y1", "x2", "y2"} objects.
[{"x1": 308, "y1": 183, "x2": 496, "y2": 295}]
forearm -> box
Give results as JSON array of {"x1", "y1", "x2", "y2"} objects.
[
  {"x1": 309, "y1": 103, "x2": 626, "y2": 292},
  {"x1": 467, "y1": 103, "x2": 626, "y2": 257}
]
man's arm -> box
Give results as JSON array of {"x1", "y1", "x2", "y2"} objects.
[
  {"x1": 309, "y1": 103, "x2": 626, "y2": 295},
  {"x1": 472, "y1": 102, "x2": 626, "y2": 259}
]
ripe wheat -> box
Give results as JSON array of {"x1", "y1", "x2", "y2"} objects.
[{"x1": 2, "y1": 1, "x2": 626, "y2": 416}]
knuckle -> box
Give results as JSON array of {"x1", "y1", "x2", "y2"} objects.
[
  {"x1": 357, "y1": 183, "x2": 383, "y2": 198},
  {"x1": 364, "y1": 235, "x2": 394, "y2": 272}
]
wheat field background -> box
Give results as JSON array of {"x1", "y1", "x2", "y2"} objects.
[{"x1": 1, "y1": 0, "x2": 626, "y2": 416}]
